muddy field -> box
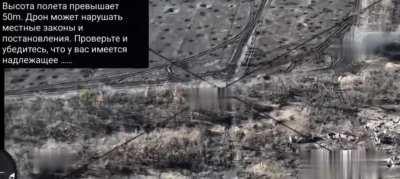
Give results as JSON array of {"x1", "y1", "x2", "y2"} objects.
[{"x1": 4, "y1": 0, "x2": 400, "y2": 178}]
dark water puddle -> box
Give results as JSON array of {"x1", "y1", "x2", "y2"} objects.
[{"x1": 300, "y1": 148, "x2": 400, "y2": 179}]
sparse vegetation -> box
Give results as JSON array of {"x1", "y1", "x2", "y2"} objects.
[{"x1": 4, "y1": 0, "x2": 400, "y2": 178}]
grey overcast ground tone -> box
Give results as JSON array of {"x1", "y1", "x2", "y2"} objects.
[{"x1": 4, "y1": 0, "x2": 400, "y2": 178}]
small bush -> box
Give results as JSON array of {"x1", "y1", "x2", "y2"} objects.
[{"x1": 79, "y1": 89, "x2": 97, "y2": 107}]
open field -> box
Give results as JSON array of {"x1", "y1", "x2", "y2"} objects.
[{"x1": 4, "y1": 0, "x2": 400, "y2": 178}]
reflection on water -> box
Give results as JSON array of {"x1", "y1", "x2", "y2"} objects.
[{"x1": 300, "y1": 148, "x2": 400, "y2": 179}]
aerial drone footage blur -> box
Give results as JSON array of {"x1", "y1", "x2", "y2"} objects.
[{"x1": 4, "y1": 0, "x2": 400, "y2": 178}]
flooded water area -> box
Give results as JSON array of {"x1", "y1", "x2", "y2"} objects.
[{"x1": 299, "y1": 148, "x2": 400, "y2": 179}]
